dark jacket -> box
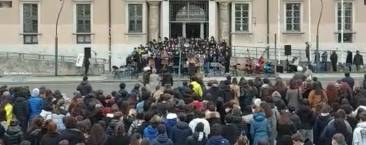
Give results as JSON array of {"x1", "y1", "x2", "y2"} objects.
[
  {"x1": 219, "y1": 84, "x2": 234, "y2": 103},
  {"x1": 222, "y1": 123, "x2": 241, "y2": 145},
  {"x1": 144, "y1": 125, "x2": 158, "y2": 142},
  {"x1": 353, "y1": 54, "x2": 364, "y2": 65},
  {"x1": 28, "y1": 95, "x2": 44, "y2": 120},
  {"x1": 277, "y1": 122, "x2": 297, "y2": 140},
  {"x1": 313, "y1": 115, "x2": 333, "y2": 145},
  {"x1": 296, "y1": 106, "x2": 315, "y2": 130},
  {"x1": 76, "y1": 80, "x2": 93, "y2": 96},
  {"x1": 171, "y1": 122, "x2": 192, "y2": 145},
  {"x1": 13, "y1": 96, "x2": 29, "y2": 130},
  {"x1": 152, "y1": 134, "x2": 174, "y2": 145},
  {"x1": 330, "y1": 52, "x2": 338, "y2": 64},
  {"x1": 161, "y1": 73, "x2": 174, "y2": 87},
  {"x1": 205, "y1": 135, "x2": 230, "y2": 145},
  {"x1": 319, "y1": 120, "x2": 353, "y2": 145},
  {"x1": 205, "y1": 86, "x2": 220, "y2": 103},
  {"x1": 186, "y1": 132, "x2": 207, "y2": 145},
  {"x1": 346, "y1": 51, "x2": 353, "y2": 64},
  {"x1": 59, "y1": 128, "x2": 85, "y2": 145},
  {"x1": 342, "y1": 76, "x2": 355, "y2": 89},
  {"x1": 4, "y1": 126, "x2": 23, "y2": 145},
  {"x1": 40, "y1": 132, "x2": 61, "y2": 145},
  {"x1": 105, "y1": 135, "x2": 130, "y2": 145},
  {"x1": 27, "y1": 128, "x2": 46, "y2": 145}
]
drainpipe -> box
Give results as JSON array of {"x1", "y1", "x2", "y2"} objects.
[
  {"x1": 108, "y1": 0, "x2": 112, "y2": 72},
  {"x1": 266, "y1": 0, "x2": 270, "y2": 60}
]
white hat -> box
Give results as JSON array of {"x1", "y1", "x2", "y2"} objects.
[{"x1": 166, "y1": 113, "x2": 177, "y2": 120}]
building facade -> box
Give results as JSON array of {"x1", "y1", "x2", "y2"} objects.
[{"x1": 0, "y1": 0, "x2": 365, "y2": 66}]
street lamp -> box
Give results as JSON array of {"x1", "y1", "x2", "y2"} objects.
[
  {"x1": 316, "y1": 0, "x2": 323, "y2": 72},
  {"x1": 55, "y1": 0, "x2": 65, "y2": 76}
]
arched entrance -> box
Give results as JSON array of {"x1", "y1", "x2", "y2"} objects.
[{"x1": 170, "y1": 0, "x2": 208, "y2": 39}]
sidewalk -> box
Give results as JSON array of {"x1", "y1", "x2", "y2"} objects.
[{"x1": 0, "y1": 72, "x2": 363, "y2": 84}]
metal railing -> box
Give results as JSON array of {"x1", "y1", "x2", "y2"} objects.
[{"x1": 0, "y1": 51, "x2": 107, "y2": 65}]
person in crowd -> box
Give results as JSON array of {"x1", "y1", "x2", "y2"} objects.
[
  {"x1": 40, "y1": 121, "x2": 61, "y2": 145},
  {"x1": 353, "y1": 50, "x2": 363, "y2": 72},
  {"x1": 276, "y1": 109, "x2": 296, "y2": 140},
  {"x1": 144, "y1": 115, "x2": 161, "y2": 142},
  {"x1": 308, "y1": 82, "x2": 327, "y2": 110},
  {"x1": 186, "y1": 122, "x2": 206, "y2": 145},
  {"x1": 330, "y1": 51, "x2": 338, "y2": 72},
  {"x1": 332, "y1": 133, "x2": 348, "y2": 145},
  {"x1": 86, "y1": 123, "x2": 107, "y2": 145},
  {"x1": 59, "y1": 116, "x2": 85, "y2": 145},
  {"x1": 76, "y1": 76, "x2": 93, "y2": 96},
  {"x1": 250, "y1": 104, "x2": 271, "y2": 145},
  {"x1": 190, "y1": 76, "x2": 203, "y2": 99},
  {"x1": 1, "y1": 92, "x2": 13, "y2": 125},
  {"x1": 152, "y1": 124, "x2": 173, "y2": 145},
  {"x1": 206, "y1": 124, "x2": 229, "y2": 145},
  {"x1": 4, "y1": 120, "x2": 23, "y2": 145},
  {"x1": 286, "y1": 79, "x2": 301, "y2": 111},
  {"x1": 28, "y1": 88, "x2": 44, "y2": 120},
  {"x1": 320, "y1": 110, "x2": 352, "y2": 145},
  {"x1": 341, "y1": 73, "x2": 354, "y2": 89},
  {"x1": 170, "y1": 113, "x2": 192, "y2": 145},
  {"x1": 313, "y1": 104, "x2": 333, "y2": 145},
  {"x1": 296, "y1": 99, "x2": 315, "y2": 143},
  {"x1": 352, "y1": 111, "x2": 366, "y2": 145},
  {"x1": 118, "y1": 82, "x2": 129, "y2": 103}
]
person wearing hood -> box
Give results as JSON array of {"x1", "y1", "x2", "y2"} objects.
[
  {"x1": 4, "y1": 120, "x2": 23, "y2": 145},
  {"x1": 28, "y1": 88, "x2": 44, "y2": 120},
  {"x1": 249, "y1": 105, "x2": 271, "y2": 145},
  {"x1": 144, "y1": 115, "x2": 161, "y2": 142},
  {"x1": 152, "y1": 124, "x2": 173, "y2": 145},
  {"x1": 313, "y1": 104, "x2": 333, "y2": 145},
  {"x1": 186, "y1": 122, "x2": 207, "y2": 145},
  {"x1": 170, "y1": 114, "x2": 192, "y2": 145},
  {"x1": 353, "y1": 112, "x2": 366, "y2": 145},
  {"x1": 76, "y1": 76, "x2": 93, "y2": 96},
  {"x1": 1, "y1": 92, "x2": 13, "y2": 126},
  {"x1": 206, "y1": 124, "x2": 229, "y2": 145},
  {"x1": 165, "y1": 113, "x2": 178, "y2": 139}
]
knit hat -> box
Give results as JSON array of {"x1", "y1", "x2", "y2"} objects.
[
  {"x1": 32, "y1": 88, "x2": 40, "y2": 96},
  {"x1": 166, "y1": 113, "x2": 177, "y2": 120}
]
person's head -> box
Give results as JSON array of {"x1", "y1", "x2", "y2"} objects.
[
  {"x1": 334, "y1": 109, "x2": 346, "y2": 119},
  {"x1": 32, "y1": 88, "x2": 40, "y2": 97},
  {"x1": 119, "y1": 83, "x2": 126, "y2": 89},
  {"x1": 345, "y1": 72, "x2": 350, "y2": 77},
  {"x1": 83, "y1": 76, "x2": 88, "y2": 81},
  {"x1": 46, "y1": 121, "x2": 58, "y2": 133},
  {"x1": 321, "y1": 104, "x2": 332, "y2": 114},
  {"x1": 157, "y1": 124, "x2": 166, "y2": 135},
  {"x1": 63, "y1": 116, "x2": 77, "y2": 129},
  {"x1": 291, "y1": 133, "x2": 304, "y2": 145},
  {"x1": 210, "y1": 124, "x2": 222, "y2": 136},
  {"x1": 332, "y1": 133, "x2": 346, "y2": 145}
]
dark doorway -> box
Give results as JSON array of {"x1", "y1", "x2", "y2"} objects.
[
  {"x1": 170, "y1": 23, "x2": 183, "y2": 38},
  {"x1": 186, "y1": 23, "x2": 200, "y2": 38}
]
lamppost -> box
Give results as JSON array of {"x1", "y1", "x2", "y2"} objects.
[
  {"x1": 55, "y1": 0, "x2": 65, "y2": 76},
  {"x1": 316, "y1": 0, "x2": 323, "y2": 72}
]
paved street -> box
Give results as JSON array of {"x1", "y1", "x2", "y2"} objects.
[{"x1": 0, "y1": 73, "x2": 364, "y2": 97}]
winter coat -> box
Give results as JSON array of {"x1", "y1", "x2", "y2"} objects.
[
  {"x1": 4, "y1": 103, "x2": 13, "y2": 125},
  {"x1": 346, "y1": 51, "x2": 353, "y2": 64},
  {"x1": 320, "y1": 120, "x2": 352, "y2": 145},
  {"x1": 353, "y1": 54, "x2": 364, "y2": 66},
  {"x1": 330, "y1": 52, "x2": 338, "y2": 64},
  {"x1": 4, "y1": 126, "x2": 23, "y2": 145},
  {"x1": 76, "y1": 80, "x2": 93, "y2": 96},
  {"x1": 13, "y1": 96, "x2": 29, "y2": 129},
  {"x1": 205, "y1": 86, "x2": 220, "y2": 103},
  {"x1": 342, "y1": 76, "x2": 355, "y2": 89},
  {"x1": 313, "y1": 115, "x2": 333, "y2": 145},
  {"x1": 222, "y1": 123, "x2": 241, "y2": 145},
  {"x1": 171, "y1": 121, "x2": 192, "y2": 145},
  {"x1": 189, "y1": 118, "x2": 211, "y2": 137},
  {"x1": 191, "y1": 81, "x2": 203, "y2": 98},
  {"x1": 286, "y1": 88, "x2": 302, "y2": 111},
  {"x1": 144, "y1": 125, "x2": 158, "y2": 142},
  {"x1": 296, "y1": 106, "x2": 315, "y2": 130},
  {"x1": 250, "y1": 112, "x2": 271, "y2": 145},
  {"x1": 219, "y1": 85, "x2": 235, "y2": 103},
  {"x1": 40, "y1": 132, "x2": 61, "y2": 145},
  {"x1": 59, "y1": 128, "x2": 85, "y2": 145},
  {"x1": 27, "y1": 128, "x2": 45, "y2": 145},
  {"x1": 186, "y1": 132, "x2": 207, "y2": 145},
  {"x1": 205, "y1": 135, "x2": 230, "y2": 145},
  {"x1": 152, "y1": 134, "x2": 174, "y2": 145},
  {"x1": 353, "y1": 122, "x2": 366, "y2": 145},
  {"x1": 28, "y1": 95, "x2": 44, "y2": 119},
  {"x1": 105, "y1": 135, "x2": 130, "y2": 145}
]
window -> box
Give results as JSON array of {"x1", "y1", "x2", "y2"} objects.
[
  {"x1": 128, "y1": 4, "x2": 143, "y2": 33},
  {"x1": 234, "y1": 3, "x2": 249, "y2": 32},
  {"x1": 337, "y1": 2, "x2": 353, "y2": 43},
  {"x1": 285, "y1": 3, "x2": 301, "y2": 32},
  {"x1": 23, "y1": 3, "x2": 38, "y2": 44},
  {"x1": 76, "y1": 4, "x2": 91, "y2": 44},
  {"x1": 0, "y1": 1, "x2": 12, "y2": 8}
]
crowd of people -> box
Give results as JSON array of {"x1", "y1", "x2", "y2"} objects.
[
  {"x1": 1, "y1": 72, "x2": 366, "y2": 145},
  {"x1": 125, "y1": 37, "x2": 232, "y2": 76}
]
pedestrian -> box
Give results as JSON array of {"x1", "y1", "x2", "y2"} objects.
[
  {"x1": 86, "y1": 123, "x2": 107, "y2": 145},
  {"x1": 308, "y1": 82, "x2": 327, "y2": 109},
  {"x1": 353, "y1": 50, "x2": 363, "y2": 72},
  {"x1": 341, "y1": 72, "x2": 354, "y2": 89},
  {"x1": 330, "y1": 51, "x2": 338, "y2": 72},
  {"x1": 170, "y1": 114, "x2": 192, "y2": 145},
  {"x1": 346, "y1": 51, "x2": 353, "y2": 72},
  {"x1": 313, "y1": 104, "x2": 333, "y2": 145},
  {"x1": 4, "y1": 120, "x2": 23, "y2": 145},
  {"x1": 152, "y1": 124, "x2": 173, "y2": 145},
  {"x1": 28, "y1": 88, "x2": 44, "y2": 120},
  {"x1": 59, "y1": 117, "x2": 85, "y2": 145},
  {"x1": 40, "y1": 121, "x2": 61, "y2": 145},
  {"x1": 352, "y1": 111, "x2": 366, "y2": 145},
  {"x1": 76, "y1": 76, "x2": 93, "y2": 97},
  {"x1": 286, "y1": 79, "x2": 301, "y2": 111},
  {"x1": 250, "y1": 105, "x2": 271, "y2": 145},
  {"x1": 206, "y1": 124, "x2": 230, "y2": 145},
  {"x1": 305, "y1": 42, "x2": 310, "y2": 63},
  {"x1": 331, "y1": 133, "x2": 348, "y2": 145},
  {"x1": 144, "y1": 115, "x2": 160, "y2": 142}
]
